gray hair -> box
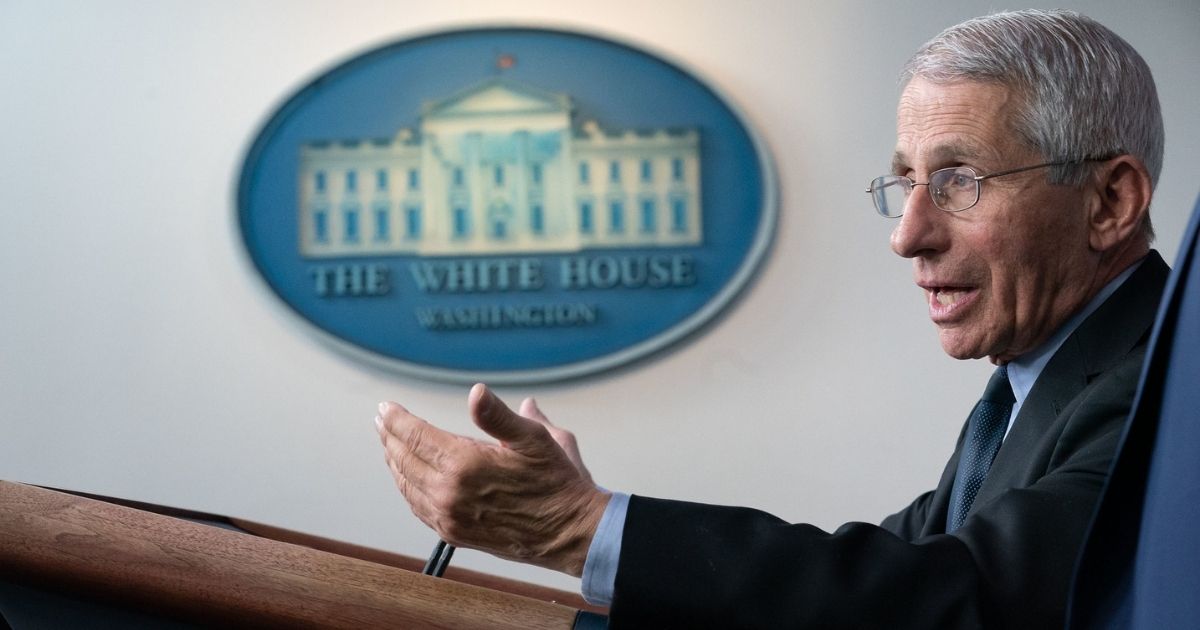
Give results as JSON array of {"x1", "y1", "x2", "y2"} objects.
[{"x1": 901, "y1": 10, "x2": 1163, "y2": 238}]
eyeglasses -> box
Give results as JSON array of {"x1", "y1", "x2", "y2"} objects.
[{"x1": 866, "y1": 159, "x2": 1102, "y2": 218}]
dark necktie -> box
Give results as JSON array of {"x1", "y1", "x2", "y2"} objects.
[{"x1": 946, "y1": 365, "x2": 1015, "y2": 533}]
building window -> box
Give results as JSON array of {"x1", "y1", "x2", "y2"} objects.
[
  {"x1": 408, "y1": 168, "x2": 420, "y2": 190},
  {"x1": 671, "y1": 158, "x2": 684, "y2": 182},
  {"x1": 530, "y1": 203, "x2": 545, "y2": 235},
  {"x1": 314, "y1": 208, "x2": 329, "y2": 243},
  {"x1": 489, "y1": 203, "x2": 511, "y2": 239},
  {"x1": 315, "y1": 171, "x2": 327, "y2": 194},
  {"x1": 453, "y1": 206, "x2": 470, "y2": 238},
  {"x1": 374, "y1": 203, "x2": 389, "y2": 241},
  {"x1": 579, "y1": 162, "x2": 590, "y2": 184},
  {"x1": 609, "y1": 161, "x2": 621, "y2": 183},
  {"x1": 343, "y1": 206, "x2": 360, "y2": 243},
  {"x1": 640, "y1": 159, "x2": 652, "y2": 182},
  {"x1": 376, "y1": 169, "x2": 388, "y2": 191},
  {"x1": 580, "y1": 201, "x2": 593, "y2": 234},
  {"x1": 405, "y1": 205, "x2": 421, "y2": 239},
  {"x1": 671, "y1": 197, "x2": 688, "y2": 233},
  {"x1": 531, "y1": 163, "x2": 543, "y2": 185},
  {"x1": 610, "y1": 199, "x2": 624, "y2": 233},
  {"x1": 640, "y1": 198, "x2": 656, "y2": 233},
  {"x1": 494, "y1": 165, "x2": 504, "y2": 186},
  {"x1": 346, "y1": 171, "x2": 358, "y2": 194},
  {"x1": 453, "y1": 168, "x2": 464, "y2": 187}
]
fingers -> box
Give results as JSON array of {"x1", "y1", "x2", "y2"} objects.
[
  {"x1": 375, "y1": 404, "x2": 470, "y2": 542},
  {"x1": 389, "y1": 465, "x2": 435, "y2": 524},
  {"x1": 518, "y1": 396, "x2": 593, "y2": 484},
  {"x1": 371, "y1": 389, "x2": 604, "y2": 575},
  {"x1": 379, "y1": 424, "x2": 440, "y2": 494},
  {"x1": 519, "y1": 396, "x2": 552, "y2": 426},
  {"x1": 377, "y1": 401, "x2": 457, "y2": 469},
  {"x1": 468, "y1": 383, "x2": 547, "y2": 453},
  {"x1": 375, "y1": 402, "x2": 459, "y2": 508}
]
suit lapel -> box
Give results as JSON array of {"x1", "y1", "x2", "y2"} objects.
[{"x1": 969, "y1": 252, "x2": 1169, "y2": 515}]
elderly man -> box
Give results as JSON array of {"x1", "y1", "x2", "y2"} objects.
[{"x1": 376, "y1": 10, "x2": 1166, "y2": 628}]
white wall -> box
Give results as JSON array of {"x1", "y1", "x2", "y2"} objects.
[{"x1": 2, "y1": 0, "x2": 1197, "y2": 593}]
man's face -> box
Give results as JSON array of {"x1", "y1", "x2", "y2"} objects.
[{"x1": 890, "y1": 78, "x2": 1102, "y2": 364}]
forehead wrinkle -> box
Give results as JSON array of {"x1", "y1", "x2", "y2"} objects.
[{"x1": 892, "y1": 139, "x2": 988, "y2": 176}]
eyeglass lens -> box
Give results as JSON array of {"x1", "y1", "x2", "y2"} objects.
[{"x1": 871, "y1": 168, "x2": 980, "y2": 217}]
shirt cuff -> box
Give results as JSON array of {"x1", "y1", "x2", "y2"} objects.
[{"x1": 580, "y1": 491, "x2": 629, "y2": 606}]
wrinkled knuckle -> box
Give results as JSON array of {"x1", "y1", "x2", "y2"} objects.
[
  {"x1": 396, "y1": 448, "x2": 415, "y2": 475},
  {"x1": 395, "y1": 476, "x2": 411, "y2": 499},
  {"x1": 404, "y1": 426, "x2": 426, "y2": 452}
]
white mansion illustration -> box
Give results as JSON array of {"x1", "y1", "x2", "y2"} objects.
[{"x1": 298, "y1": 78, "x2": 702, "y2": 258}]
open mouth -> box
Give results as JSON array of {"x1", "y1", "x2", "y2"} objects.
[
  {"x1": 922, "y1": 284, "x2": 979, "y2": 322},
  {"x1": 933, "y1": 288, "x2": 970, "y2": 306}
]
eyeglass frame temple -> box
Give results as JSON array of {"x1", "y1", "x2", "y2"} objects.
[{"x1": 864, "y1": 155, "x2": 1114, "y2": 197}]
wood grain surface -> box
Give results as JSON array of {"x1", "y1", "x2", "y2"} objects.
[
  {"x1": 0, "y1": 481, "x2": 579, "y2": 629},
  {"x1": 35, "y1": 484, "x2": 605, "y2": 614}
]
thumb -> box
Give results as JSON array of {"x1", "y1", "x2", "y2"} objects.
[{"x1": 469, "y1": 383, "x2": 547, "y2": 452}]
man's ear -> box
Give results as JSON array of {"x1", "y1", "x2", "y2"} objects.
[{"x1": 1087, "y1": 155, "x2": 1153, "y2": 253}]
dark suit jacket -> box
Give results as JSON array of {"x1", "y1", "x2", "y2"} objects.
[
  {"x1": 608, "y1": 252, "x2": 1169, "y2": 629},
  {"x1": 1068, "y1": 197, "x2": 1200, "y2": 629}
]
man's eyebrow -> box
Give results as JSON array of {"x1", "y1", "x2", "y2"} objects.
[
  {"x1": 890, "y1": 142, "x2": 985, "y2": 175},
  {"x1": 931, "y1": 142, "x2": 984, "y2": 165}
]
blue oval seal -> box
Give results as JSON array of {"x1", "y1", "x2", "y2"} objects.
[{"x1": 237, "y1": 27, "x2": 777, "y2": 384}]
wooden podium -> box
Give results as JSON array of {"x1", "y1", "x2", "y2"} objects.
[{"x1": 0, "y1": 481, "x2": 607, "y2": 628}]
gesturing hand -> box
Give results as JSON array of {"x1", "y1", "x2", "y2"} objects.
[{"x1": 375, "y1": 384, "x2": 609, "y2": 577}]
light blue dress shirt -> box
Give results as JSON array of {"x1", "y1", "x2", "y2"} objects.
[{"x1": 580, "y1": 261, "x2": 1144, "y2": 606}]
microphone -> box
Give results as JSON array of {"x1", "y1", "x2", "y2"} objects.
[{"x1": 422, "y1": 539, "x2": 455, "y2": 577}]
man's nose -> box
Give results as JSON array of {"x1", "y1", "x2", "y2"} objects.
[{"x1": 890, "y1": 185, "x2": 949, "y2": 259}]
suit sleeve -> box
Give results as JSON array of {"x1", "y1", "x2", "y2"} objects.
[{"x1": 608, "y1": 360, "x2": 1139, "y2": 629}]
